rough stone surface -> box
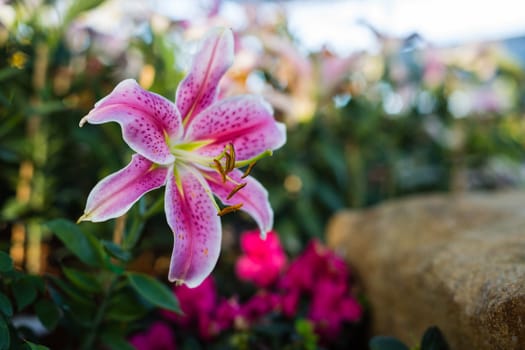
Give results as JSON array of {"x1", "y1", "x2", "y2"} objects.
[{"x1": 326, "y1": 192, "x2": 525, "y2": 350}]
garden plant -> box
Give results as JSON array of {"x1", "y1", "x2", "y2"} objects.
[{"x1": 1, "y1": 1, "x2": 524, "y2": 349}]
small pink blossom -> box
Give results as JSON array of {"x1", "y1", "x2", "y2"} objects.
[
  {"x1": 162, "y1": 276, "x2": 216, "y2": 328},
  {"x1": 308, "y1": 279, "x2": 362, "y2": 340},
  {"x1": 280, "y1": 240, "x2": 348, "y2": 293},
  {"x1": 78, "y1": 28, "x2": 286, "y2": 288},
  {"x1": 235, "y1": 230, "x2": 287, "y2": 287},
  {"x1": 239, "y1": 291, "x2": 280, "y2": 324},
  {"x1": 280, "y1": 289, "x2": 300, "y2": 318},
  {"x1": 278, "y1": 240, "x2": 362, "y2": 341},
  {"x1": 215, "y1": 298, "x2": 242, "y2": 331},
  {"x1": 163, "y1": 276, "x2": 242, "y2": 340},
  {"x1": 129, "y1": 322, "x2": 176, "y2": 350}
]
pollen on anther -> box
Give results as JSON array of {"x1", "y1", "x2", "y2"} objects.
[{"x1": 226, "y1": 182, "x2": 247, "y2": 200}]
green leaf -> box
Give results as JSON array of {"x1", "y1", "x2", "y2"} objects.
[
  {"x1": 126, "y1": 272, "x2": 181, "y2": 314},
  {"x1": 62, "y1": 267, "x2": 102, "y2": 293},
  {"x1": 12, "y1": 278, "x2": 37, "y2": 311},
  {"x1": 0, "y1": 293, "x2": 12, "y2": 317},
  {"x1": 0, "y1": 252, "x2": 13, "y2": 272},
  {"x1": 0, "y1": 316, "x2": 9, "y2": 350},
  {"x1": 25, "y1": 275, "x2": 45, "y2": 294},
  {"x1": 369, "y1": 336, "x2": 410, "y2": 350},
  {"x1": 24, "y1": 341, "x2": 50, "y2": 350},
  {"x1": 0, "y1": 67, "x2": 21, "y2": 82},
  {"x1": 421, "y1": 326, "x2": 449, "y2": 350},
  {"x1": 35, "y1": 299, "x2": 61, "y2": 331},
  {"x1": 48, "y1": 281, "x2": 95, "y2": 327},
  {"x1": 101, "y1": 240, "x2": 131, "y2": 262},
  {"x1": 294, "y1": 319, "x2": 318, "y2": 350},
  {"x1": 100, "y1": 332, "x2": 136, "y2": 350},
  {"x1": 106, "y1": 291, "x2": 150, "y2": 322},
  {"x1": 48, "y1": 275, "x2": 94, "y2": 307},
  {"x1": 46, "y1": 219, "x2": 106, "y2": 267}
]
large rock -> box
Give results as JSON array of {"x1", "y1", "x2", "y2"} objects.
[{"x1": 326, "y1": 192, "x2": 525, "y2": 350}]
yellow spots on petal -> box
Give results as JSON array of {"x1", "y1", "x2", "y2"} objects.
[{"x1": 202, "y1": 247, "x2": 208, "y2": 256}]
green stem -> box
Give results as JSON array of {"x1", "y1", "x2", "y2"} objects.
[
  {"x1": 141, "y1": 195, "x2": 165, "y2": 220},
  {"x1": 81, "y1": 277, "x2": 119, "y2": 350},
  {"x1": 234, "y1": 149, "x2": 273, "y2": 168},
  {"x1": 121, "y1": 196, "x2": 161, "y2": 250},
  {"x1": 122, "y1": 218, "x2": 144, "y2": 251}
]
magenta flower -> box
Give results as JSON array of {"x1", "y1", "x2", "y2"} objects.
[
  {"x1": 163, "y1": 276, "x2": 242, "y2": 339},
  {"x1": 78, "y1": 28, "x2": 286, "y2": 287},
  {"x1": 129, "y1": 322, "x2": 177, "y2": 350},
  {"x1": 280, "y1": 240, "x2": 348, "y2": 292},
  {"x1": 235, "y1": 230, "x2": 287, "y2": 287},
  {"x1": 239, "y1": 291, "x2": 280, "y2": 324},
  {"x1": 162, "y1": 276, "x2": 217, "y2": 328},
  {"x1": 308, "y1": 279, "x2": 361, "y2": 340}
]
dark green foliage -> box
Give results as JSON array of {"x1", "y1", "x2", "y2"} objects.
[
  {"x1": 369, "y1": 336, "x2": 409, "y2": 350},
  {"x1": 46, "y1": 219, "x2": 106, "y2": 268},
  {"x1": 369, "y1": 326, "x2": 449, "y2": 350},
  {"x1": 127, "y1": 272, "x2": 182, "y2": 314},
  {"x1": 420, "y1": 326, "x2": 449, "y2": 350}
]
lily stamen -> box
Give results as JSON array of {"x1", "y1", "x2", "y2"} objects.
[
  {"x1": 224, "y1": 152, "x2": 233, "y2": 173},
  {"x1": 242, "y1": 161, "x2": 257, "y2": 178},
  {"x1": 226, "y1": 182, "x2": 247, "y2": 200},
  {"x1": 227, "y1": 143, "x2": 236, "y2": 171},
  {"x1": 213, "y1": 159, "x2": 226, "y2": 183},
  {"x1": 217, "y1": 203, "x2": 243, "y2": 216}
]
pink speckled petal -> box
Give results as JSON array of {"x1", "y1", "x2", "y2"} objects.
[
  {"x1": 80, "y1": 154, "x2": 168, "y2": 222},
  {"x1": 206, "y1": 169, "x2": 273, "y2": 236},
  {"x1": 165, "y1": 166, "x2": 221, "y2": 288},
  {"x1": 81, "y1": 79, "x2": 182, "y2": 165},
  {"x1": 185, "y1": 95, "x2": 286, "y2": 161},
  {"x1": 176, "y1": 28, "x2": 233, "y2": 125}
]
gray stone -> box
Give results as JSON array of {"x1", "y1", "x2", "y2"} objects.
[{"x1": 325, "y1": 192, "x2": 525, "y2": 350}]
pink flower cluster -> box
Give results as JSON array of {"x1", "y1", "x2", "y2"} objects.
[
  {"x1": 161, "y1": 277, "x2": 240, "y2": 340},
  {"x1": 235, "y1": 230, "x2": 287, "y2": 287},
  {"x1": 129, "y1": 322, "x2": 177, "y2": 350},
  {"x1": 280, "y1": 240, "x2": 362, "y2": 339},
  {"x1": 131, "y1": 231, "x2": 362, "y2": 348}
]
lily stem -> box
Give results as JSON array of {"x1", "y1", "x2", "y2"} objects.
[
  {"x1": 141, "y1": 195, "x2": 165, "y2": 220},
  {"x1": 81, "y1": 276, "x2": 119, "y2": 350}
]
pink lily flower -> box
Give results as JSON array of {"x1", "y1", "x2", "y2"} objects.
[{"x1": 78, "y1": 28, "x2": 286, "y2": 288}]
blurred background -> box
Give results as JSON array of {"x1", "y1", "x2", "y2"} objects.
[{"x1": 1, "y1": 0, "x2": 525, "y2": 274}]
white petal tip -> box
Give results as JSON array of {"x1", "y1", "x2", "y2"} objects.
[
  {"x1": 76, "y1": 214, "x2": 89, "y2": 223},
  {"x1": 79, "y1": 116, "x2": 89, "y2": 127},
  {"x1": 174, "y1": 279, "x2": 184, "y2": 287}
]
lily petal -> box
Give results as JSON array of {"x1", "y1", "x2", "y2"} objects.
[
  {"x1": 80, "y1": 79, "x2": 182, "y2": 165},
  {"x1": 206, "y1": 169, "x2": 273, "y2": 236},
  {"x1": 165, "y1": 166, "x2": 221, "y2": 288},
  {"x1": 80, "y1": 154, "x2": 168, "y2": 222},
  {"x1": 185, "y1": 95, "x2": 287, "y2": 160},
  {"x1": 176, "y1": 28, "x2": 234, "y2": 125}
]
